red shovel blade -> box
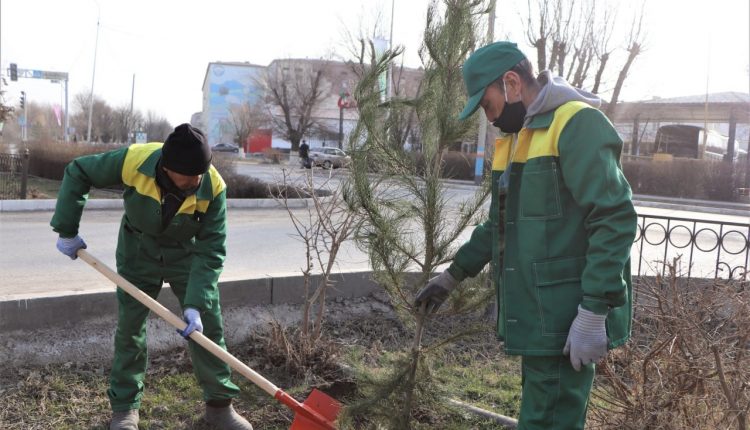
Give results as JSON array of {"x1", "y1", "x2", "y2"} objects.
[{"x1": 289, "y1": 389, "x2": 341, "y2": 430}]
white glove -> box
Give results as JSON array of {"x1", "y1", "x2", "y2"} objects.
[{"x1": 563, "y1": 305, "x2": 608, "y2": 371}]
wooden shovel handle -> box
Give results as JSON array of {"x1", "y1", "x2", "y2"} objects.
[{"x1": 77, "y1": 249, "x2": 280, "y2": 397}]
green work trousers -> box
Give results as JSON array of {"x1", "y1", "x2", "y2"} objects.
[
  {"x1": 107, "y1": 276, "x2": 240, "y2": 411},
  {"x1": 518, "y1": 355, "x2": 595, "y2": 430}
]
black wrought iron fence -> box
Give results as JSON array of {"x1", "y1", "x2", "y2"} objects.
[
  {"x1": 633, "y1": 213, "x2": 749, "y2": 281},
  {"x1": 0, "y1": 150, "x2": 29, "y2": 199}
]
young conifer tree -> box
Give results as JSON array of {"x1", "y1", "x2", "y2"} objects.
[{"x1": 345, "y1": 1, "x2": 494, "y2": 427}]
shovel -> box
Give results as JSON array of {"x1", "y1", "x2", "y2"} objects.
[{"x1": 77, "y1": 249, "x2": 340, "y2": 430}]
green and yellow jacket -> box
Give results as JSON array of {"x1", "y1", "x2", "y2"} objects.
[
  {"x1": 449, "y1": 99, "x2": 637, "y2": 356},
  {"x1": 51, "y1": 143, "x2": 227, "y2": 311}
]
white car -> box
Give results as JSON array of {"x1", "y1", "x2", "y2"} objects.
[{"x1": 309, "y1": 147, "x2": 351, "y2": 169}]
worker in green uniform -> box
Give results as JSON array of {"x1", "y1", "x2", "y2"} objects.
[
  {"x1": 51, "y1": 124, "x2": 253, "y2": 430},
  {"x1": 415, "y1": 41, "x2": 637, "y2": 429}
]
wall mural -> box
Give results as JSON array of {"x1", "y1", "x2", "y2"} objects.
[{"x1": 205, "y1": 63, "x2": 263, "y2": 146}]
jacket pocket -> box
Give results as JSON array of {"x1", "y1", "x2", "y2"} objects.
[
  {"x1": 533, "y1": 256, "x2": 586, "y2": 336},
  {"x1": 163, "y1": 213, "x2": 203, "y2": 242},
  {"x1": 519, "y1": 160, "x2": 562, "y2": 220},
  {"x1": 116, "y1": 221, "x2": 142, "y2": 270}
]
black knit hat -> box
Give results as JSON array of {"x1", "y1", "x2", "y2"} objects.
[{"x1": 161, "y1": 124, "x2": 212, "y2": 176}]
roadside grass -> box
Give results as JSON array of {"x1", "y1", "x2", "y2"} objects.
[
  {"x1": 0, "y1": 315, "x2": 522, "y2": 429},
  {"x1": 341, "y1": 346, "x2": 521, "y2": 429}
]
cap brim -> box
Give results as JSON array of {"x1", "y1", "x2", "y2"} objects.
[{"x1": 459, "y1": 88, "x2": 486, "y2": 120}]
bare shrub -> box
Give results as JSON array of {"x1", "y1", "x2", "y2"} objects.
[
  {"x1": 622, "y1": 158, "x2": 741, "y2": 202},
  {"x1": 260, "y1": 169, "x2": 357, "y2": 382},
  {"x1": 590, "y1": 258, "x2": 750, "y2": 430},
  {"x1": 23, "y1": 139, "x2": 123, "y2": 180},
  {"x1": 260, "y1": 321, "x2": 342, "y2": 386}
]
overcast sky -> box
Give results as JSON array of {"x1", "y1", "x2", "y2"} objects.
[{"x1": 1, "y1": 0, "x2": 748, "y2": 127}]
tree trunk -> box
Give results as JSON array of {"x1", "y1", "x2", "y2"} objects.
[
  {"x1": 592, "y1": 52, "x2": 609, "y2": 94},
  {"x1": 605, "y1": 43, "x2": 640, "y2": 118},
  {"x1": 549, "y1": 40, "x2": 560, "y2": 74},
  {"x1": 572, "y1": 49, "x2": 587, "y2": 86},
  {"x1": 557, "y1": 42, "x2": 567, "y2": 77},
  {"x1": 535, "y1": 38, "x2": 547, "y2": 71}
]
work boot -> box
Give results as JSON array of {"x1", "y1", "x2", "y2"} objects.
[
  {"x1": 204, "y1": 404, "x2": 253, "y2": 430},
  {"x1": 110, "y1": 409, "x2": 139, "y2": 430}
]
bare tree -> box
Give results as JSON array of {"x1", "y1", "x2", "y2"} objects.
[
  {"x1": 0, "y1": 88, "x2": 14, "y2": 124},
  {"x1": 605, "y1": 4, "x2": 646, "y2": 117},
  {"x1": 526, "y1": 0, "x2": 554, "y2": 72},
  {"x1": 70, "y1": 92, "x2": 113, "y2": 143},
  {"x1": 591, "y1": 2, "x2": 618, "y2": 94},
  {"x1": 112, "y1": 104, "x2": 143, "y2": 144},
  {"x1": 548, "y1": 0, "x2": 578, "y2": 77},
  {"x1": 523, "y1": 0, "x2": 646, "y2": 117},
  {"x1": 260, "y1": 59, "x2": 329, "y2": 152},
  {"x1": 225, "y1": 101, "x2": 267, "y2": 149},
  {"x1": 142, "y1": 111, "x2": 172, "y2": 142}
]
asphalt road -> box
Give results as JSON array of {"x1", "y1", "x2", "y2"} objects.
[
  {"x1": 1, "y1": 162, "x2": 746, "y2": 300},
  {"x1": 0, "y1": 208, "x2": 372, "y2": 300}
]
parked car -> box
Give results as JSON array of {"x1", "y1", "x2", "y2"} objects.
[
  {"x1": 211, "y1": 143, "x2": 239, "y2": 153},
  {"x1": 309, "y1": 147, "x2": 351, "y2": 169}
]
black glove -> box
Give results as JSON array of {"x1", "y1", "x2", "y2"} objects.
[{"x1": 414, "y1": 270, "x2": 459, "y2": 314}]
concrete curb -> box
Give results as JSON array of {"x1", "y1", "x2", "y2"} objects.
[
  {"x1": 0, "y1": 270, "x2": 408, "y2": 366},
  {"x1": 0, "y1": 270, "x2": 378, "y2": 333},
  {"x1": 0, "y1": 198, "x2": 311, "y2": 212},
  {"x1": 632, "y1": 199, "x2": 750, "y2": 217}
]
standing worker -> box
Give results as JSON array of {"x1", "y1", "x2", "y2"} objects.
[
  {"x1": 415, "y1": 41, "x2": 637, "y2": 429},
  {"x1": 51, "y1": 124, "x2": 253, "y2": 430}
]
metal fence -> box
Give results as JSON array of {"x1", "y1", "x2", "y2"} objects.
[
  {"x1": 0, "y1": 150, "x2": 29, "y2": 199},
  {"x1": 633, "y1": 214, "x2": 749, "y2": 281}
]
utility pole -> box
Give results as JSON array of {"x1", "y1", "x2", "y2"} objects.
[
  {"x1": 474, "y1": 0, "x2": 496, "y2": 184},
  {"x1": 387, "y1": 0, "x2": 395, "y2": 100},
  {"x1": 128, "y1": 74, "x2": 135, "y2": 143},
  {"x1": 745, "y1": 2, "x2": 750, "y2": 190},
  {"x1": 86, "y1": 13, "x2": 100, "y2": 143},
  {"x1": 64, "y1": 77, "x2": 69, "y2": 142}
]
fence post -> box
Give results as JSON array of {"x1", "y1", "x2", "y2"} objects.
[{"x1": 20, "y1": 149, "x2": 29, "y2": 199}]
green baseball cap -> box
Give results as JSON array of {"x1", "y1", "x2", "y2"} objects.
[{"x1": 459, "y1": 41, "x2": 527, "y2": 120}]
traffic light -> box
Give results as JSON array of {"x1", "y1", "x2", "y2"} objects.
[
  {"x1": 10, "y1": 63, "x2": 17, "y2": 81},
  {"x1": 20, "y1": 91, "x2": 25, "y2": 109}
]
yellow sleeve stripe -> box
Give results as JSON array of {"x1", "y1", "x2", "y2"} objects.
[{"x1": 122, "y1": 143, "x2": 162, "y2": 203}]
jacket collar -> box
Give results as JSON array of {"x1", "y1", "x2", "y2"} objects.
[
  {"x1": 525, "y1": 110, "x2": 555, "y2": 130},
  {"x1": 138, "y1": 148, "x2": 215, "y2": 201}
]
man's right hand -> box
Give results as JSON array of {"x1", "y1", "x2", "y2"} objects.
[
  {"x1": 56, "y1": 235, "x2": 87, "y2": 260},
  {"x1": 414, "y1": 270, "x2": 460, "y2": 314}
]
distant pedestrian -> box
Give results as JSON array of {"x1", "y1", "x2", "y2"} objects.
[{"x1": 299, "y1": 139, "x2": 311, "y2": 169}]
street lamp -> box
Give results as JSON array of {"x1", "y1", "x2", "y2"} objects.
[{"x1": 86, "y1": 1, "x2": 101, "y2": 143}]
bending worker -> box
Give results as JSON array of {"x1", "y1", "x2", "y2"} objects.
[
  {"x1": 415, "y1": 41, "x2": 637, "y2": 429},
  {"x1": 51, "y1": 124, "x2": 253, "y2": 430}
]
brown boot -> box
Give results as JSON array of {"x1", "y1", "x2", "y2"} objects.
[
  {"x1": 110, "y1": 409, "x2": 139, "y2": 430},
  {"x1": 204, "y1": 404, "x2": 253, "y2": 430}
]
